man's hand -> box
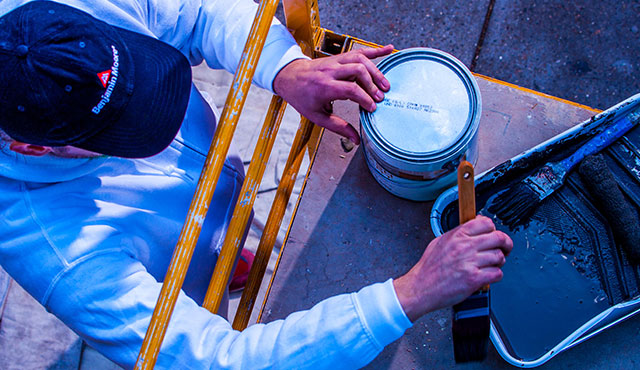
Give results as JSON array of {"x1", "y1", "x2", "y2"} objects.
[
  {"x1": 273, "y1": 45, "x2": 394, "y2": 145},
  {"x1": 393, "y1": 216, "x2": 513, "y2": 322}
]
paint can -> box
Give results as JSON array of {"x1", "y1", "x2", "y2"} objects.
[{"x1": 360, "y1": 47, "x2": 482, "y2": 201}]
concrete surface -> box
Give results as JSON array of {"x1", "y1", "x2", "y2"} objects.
[
  {"x1": 475, "y1": 0, "x2": 640, "y2": 110},
  {"x1": 0, "y1": 268, "x2": 82, "y2": 370},
  {"x1": 317, "y1": 0, "x2": 640, "y2": 111},
  {"x1": 314, "y1": 0, "x2": 491, "y2": 67}
]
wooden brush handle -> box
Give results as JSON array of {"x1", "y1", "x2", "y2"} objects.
[
  {"x1": 458, "y1": 161, "x2": 489, "y2": 291},
  {"x1": 457, "y1": 161, "x2": 476, "y2": 224}
]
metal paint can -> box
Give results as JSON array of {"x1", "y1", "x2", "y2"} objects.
[{"x1": 360, "y1": 47, "x2": 482, "y2": 201}]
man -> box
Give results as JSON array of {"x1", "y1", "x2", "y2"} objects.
[{"x1": 0, "y1": 1, "x2": 513, "y2": 369}]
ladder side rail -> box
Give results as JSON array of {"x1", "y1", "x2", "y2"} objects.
[
  {"x1": 231, "y1": 0, "x2": 323, "y2": 329},
  {"x1": 233, "y1": 117, "x2": 316, "y2": 329},
  {"x1": 135, "y1": 0, "x2": 282, "y2": 368},
  {"x1": 202, "y1": 95, "x2": 287, "y2": 313}
]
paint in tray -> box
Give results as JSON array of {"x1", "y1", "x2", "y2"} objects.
[
  {"x1": 432, "y1": 105, "x2": 640, "y2": 367},
  {"x1": 484, "y1": 198, "x2": 611, "y2": 361}
]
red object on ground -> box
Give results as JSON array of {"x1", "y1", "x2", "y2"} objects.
[{"x1": 230, "y1": 249, "x2": 255, "y2": 293}]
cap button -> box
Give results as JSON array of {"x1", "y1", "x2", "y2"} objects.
[{"x1": 16, "y1": 44, "x2": 29, "y2": 58}]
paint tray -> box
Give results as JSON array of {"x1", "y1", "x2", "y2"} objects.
[{"x1": 430, "y1": 93, "x2": 640, "y2": 367}]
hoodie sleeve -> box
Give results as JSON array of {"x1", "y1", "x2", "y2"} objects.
[
  {"x1": 135, "y1": 0, "x2": 309, "y2": 92},
  {"x1": 46, "y1": 251, "x2": 412, "y2": 369},
  {"x1": 0, "y1": 0, "x2": 308, "y2": 92}
]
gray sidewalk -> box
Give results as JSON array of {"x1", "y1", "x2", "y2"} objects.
[{"x1": 318, "y1": 0, "x2": 639, "y2": 111}]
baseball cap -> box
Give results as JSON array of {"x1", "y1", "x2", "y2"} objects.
[{"x1": 0, "y1": 1, "x2": 192, "y2": 158}]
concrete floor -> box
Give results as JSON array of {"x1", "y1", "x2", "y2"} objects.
[{"x1": 1, "y1": 0, "x2": 639, "y2": 369}]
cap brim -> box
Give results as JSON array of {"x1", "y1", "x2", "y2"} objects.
[{"x1": 77, "y1": 26, "x2": 192, "y2": 158}]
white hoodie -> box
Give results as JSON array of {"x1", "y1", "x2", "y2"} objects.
[{"x1": 0, "y1": 1, "x2": 412, "y2": 369}]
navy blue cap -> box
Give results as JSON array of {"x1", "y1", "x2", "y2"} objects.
[{"x1": 0, "y1": 1, "x2": 192, "y2": 158}]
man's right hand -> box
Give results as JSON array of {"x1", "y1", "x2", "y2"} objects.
[{"x1": 393, "y1": 216, "x2": 513, "y2": 322}]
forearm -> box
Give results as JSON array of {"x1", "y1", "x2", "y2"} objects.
[
  {"x1": 47, "y1": 253, "x2": 411, "y2": 369},
  {"x1": 217, "y1": 279, "x2": 412, "y2": 369}
]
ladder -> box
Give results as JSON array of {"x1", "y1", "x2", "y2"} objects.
[{"x1": 134, "y1": 0, "x2": 381, "y2": 368}]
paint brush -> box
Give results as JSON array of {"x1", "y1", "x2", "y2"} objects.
[
  {"x1": 489, "y1": 109, "x2": 640, "y2": 227},
  {"x1": 452, "y1": 160, "x2": 490, "y2": 362}
]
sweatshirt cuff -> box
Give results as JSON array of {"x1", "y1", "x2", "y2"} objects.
[
  {"x1": 265, "y1": 44, "x2": 310, "y2": 94},
  {"x1": 255, "y1": 25, "x2": 310, "y2": 93},
  {"x1": 352, "y1": 278, "x2": 413, "y2": 351}
]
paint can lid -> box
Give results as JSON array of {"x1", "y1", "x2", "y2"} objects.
[{"x1": 361, "y1": 48, "x2": 481, "y2": 160}]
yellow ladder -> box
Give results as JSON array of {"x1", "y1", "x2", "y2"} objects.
[{"x1": 134, "y1": 1, "x2": 378, "y2": 367}]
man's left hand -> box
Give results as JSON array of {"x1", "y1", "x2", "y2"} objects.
[{"x1": 273, "y1": 45, "x2": 394, "y2": 145}]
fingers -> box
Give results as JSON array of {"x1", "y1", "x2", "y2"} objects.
[
  {"x1": 451, "y1": 214, "x2": 513, "y2": 270},
  {"x1": 313, "y1": 113, "x2": 360, "y2": 145},
  {"x1": 358, "y1": 44, "x2": 394, "y2": 59},
  {"x1": 327, "y1": 45, "x2": 394, "y2": 111},
  {"x1": 470, "y1": 230, "x2": 513, "y2": 256},
  {"x1": 477, "y1": 267, "x2": 504, "y2": 285},
  {"x1": 273, "y1": 45, "x2": 394, "y2": 145},
  {"x1": 329, "y1": 80, "x2": 377, "y2": 112},
  {"x1": 459, "y1": 215, "x2": 496, "y2": 236},
  {"x1": 335, "y1": 52, "x2": 390, "y2": 93},
  {"x1": 475, "y1": 248, "x2": 507, "y2": 268},
  {"x1": 332, "y1": 63, "x2": 384, "y2": 104},
  {"x1": 357, "y1": 44, "x2": 393, "y2": 88}
]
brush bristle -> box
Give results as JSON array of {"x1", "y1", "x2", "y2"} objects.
[
  {"x1": 488, "y1": 183, "x2": 538, "y2": 227},
  {"x1": 453, "y1": 319, "x2": 490, "y2": 362},
  {"x1": 452, "y1": 291, "x2": 490, "y2": 362}
]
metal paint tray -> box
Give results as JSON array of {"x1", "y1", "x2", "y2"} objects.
[{"x1": 431, "y1": 93, "x2": 640, "y2": 367}]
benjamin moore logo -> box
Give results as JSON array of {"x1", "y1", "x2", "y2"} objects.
[
  {"x1": 92, "y1": 45, "x2": 120, "y2": 114},
  {"x1": 97, "y1": 70, "x2": 112, "y2": 88}
]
